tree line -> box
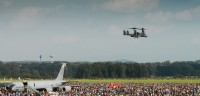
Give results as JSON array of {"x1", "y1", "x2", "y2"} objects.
[{"x1": 0, "y1": 60, "x2": 200, "y2": 79}]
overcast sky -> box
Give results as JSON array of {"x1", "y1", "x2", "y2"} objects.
[{"x1": 0, "y1": 0, "x2": 200, "y2": 62}]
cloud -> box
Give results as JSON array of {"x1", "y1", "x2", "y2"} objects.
[
  {"x1": 101, "y1": 0, "x2": 159, "y2": 13},
  {"x1": 108, "y1": 25, "x2": 121, "y2": 36},
  {"x1": 194, "y1": 6, "x2": 200, "y2": 16},
  {"x1": 1, "y1": 0, "x2": 12, "y2": 7},
  {"x1": 51, "y1": 34, "x2": 79, "y2": 45},
  {"x1": 145, "y1": 5, "x2": 200, "y2": 23},
  {"x1": 191, "y1": 35, "x2": 200, "y2": 45},
  {"x1": 147, "y1": 25, "x2": 171, "y2": 34},
  {"x1": 145, "y1": 11, "x2": 173, "y2": 23},
  {"x1": 176, "y1": 9, "x2": 193, "y2": 21},
  {"x1": 45, "y1": 4, "x2": 65, "y2": 13},
  {"x1": 11, "y1": 7, "x2": 43, "y2": 29},
  {"x1": 10, "y1": 4, "x2": 65, "y2": 30},
  {"x1": 175, "y1": 6, "x2": 200, "y2": 20}
]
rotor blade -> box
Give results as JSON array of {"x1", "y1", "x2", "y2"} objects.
[
  {"x1": 129, "y1": 27, "x2": 138, "y2": 29},
  {"x1": 139, "y1": 28, "x2": 147, "y2": 30},
  {"x1": 123, "y1": 30, "x2": 126, "y2": 35},
  {"x1": 127, "y1": 31, "x2": 129, "y2": 35}
]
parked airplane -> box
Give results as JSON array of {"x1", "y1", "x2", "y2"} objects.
[{"x1": 6, "y1": 63, "x2": 71, "y2": 92}]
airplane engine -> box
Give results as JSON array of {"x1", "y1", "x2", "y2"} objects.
[
  {"x1": 46, "y1": 87, "x2": 53, "y2": 92},
  {"x1": 62, "y1": 86, "x2": 72, "y2": 92},
  {"x1": 127, "y1": 31, "x2": 130, "y2": 35},
  {"x1": 123, "y1": 30, "x2": 126, "y2": 35}
]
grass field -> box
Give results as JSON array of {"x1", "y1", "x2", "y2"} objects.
[{"x1": 1, "y1": 79, "x2": 200, "y2": 84}]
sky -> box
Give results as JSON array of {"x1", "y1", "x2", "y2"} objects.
[{"x1": 0, "y1": 0, "x2": 200, "y2": 63}]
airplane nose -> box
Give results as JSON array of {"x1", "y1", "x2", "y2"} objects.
[{"x1": 6, "y1": 84, "x2": 15, "y2": 91}]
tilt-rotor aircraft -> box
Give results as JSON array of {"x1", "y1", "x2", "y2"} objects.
[
  {"x1": 123, "y1": 27, "x2": 147, "y2": 38},
  {"x1": 6, "y1": 63, "x2": 71, "y2": 92}
]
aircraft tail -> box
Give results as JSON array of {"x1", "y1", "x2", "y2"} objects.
[{"x1": 55, "y1": 63, "x2": 66, "y2": 81}]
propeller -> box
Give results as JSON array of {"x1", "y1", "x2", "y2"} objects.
[
  {"x1": 129, "y1": 27, "x2": 138, "y2": 30},
  {"x1": 123, "y1": 30, "x2": 126, "y2": 35},
  {"x1": 126, "y1": 31, "x2": 129, "y2": 35},
  {"x1": 138, "y1": 28, "x2": 147, "y2": 30}
]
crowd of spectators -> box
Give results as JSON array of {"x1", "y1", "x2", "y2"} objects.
[
  {"x1": 65, "y1": 83, "x2": 200, "y2": 96},
  {"x1": 1, "y1": 83, "x2": 200, "y2": 96}
]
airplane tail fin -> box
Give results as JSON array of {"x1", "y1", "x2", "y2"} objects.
[{"x1": 55, "y1": 63, "x2": 66, "y2": 81}]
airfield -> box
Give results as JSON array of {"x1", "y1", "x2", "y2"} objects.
[
  {"x1": 1, "y1": 61, "x2": 200, "y2": 96},
  {"x1": 1, "y1": 79, "x2": 200, "y2": 96},
  {"x1": 2, "y1": 78, "x2": 200, "y2": 84}
]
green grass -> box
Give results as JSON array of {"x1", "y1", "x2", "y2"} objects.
[{"x1": 1, "y1": 79, "x2": 200, "y2": 84}]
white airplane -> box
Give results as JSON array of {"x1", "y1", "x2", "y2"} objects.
[{"x1": 6, "y1": 63, "x2": 71, "y2": 92}]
